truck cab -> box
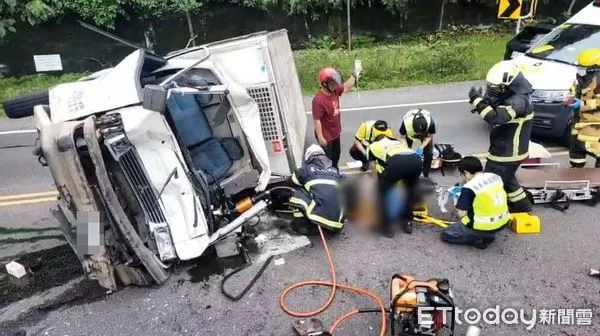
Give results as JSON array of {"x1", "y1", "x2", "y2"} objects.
[
  {"x1": 32, "y1": 30, "x2": 307, "y2": 290},
  {"x1": 499, "y1": 1, "x2": 600, "y2": 145}
]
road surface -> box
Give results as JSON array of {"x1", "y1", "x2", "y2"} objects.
[{"x1": 2, "y1": 81, "x2": 597, "y2": 336}]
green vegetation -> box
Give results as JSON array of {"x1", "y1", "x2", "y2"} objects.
[
  {"x1": 0, "y1": 31, "x2": 509, "y2": 116},
  {"x1": 0, "y1": 72, "x2": 88, "y2": 116}
]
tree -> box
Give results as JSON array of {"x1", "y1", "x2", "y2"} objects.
[
  {"x1": 61, "y1": 0, "x2": 204, "y2": 51},
  {"x1": 0, "y1": 0, "x2": 60, "y2": 38}
]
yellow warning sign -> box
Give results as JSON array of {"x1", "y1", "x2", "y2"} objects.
[{"x1": 498, "y1": 0, "x2": 523, "y2": 19}]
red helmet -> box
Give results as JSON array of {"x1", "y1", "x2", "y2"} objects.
[{"x1": 319, "y1": 67, "x2": 343, "y2": 93}]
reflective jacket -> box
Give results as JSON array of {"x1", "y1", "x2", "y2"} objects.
[
  {"x1": 355, "y1": 120, "x2": 394, "y2": 147},
  {"x1": 402, "y1": 109, "x2": 433, "y2": 141},
  {"x1": 472, "y1": 74, "x2": 534, "y2": 163},
  {"x1": 460, "y1": 172, "x2": 510, "y2": 232},
  {"x1": 289, "y1": 155, "x2": 344, "y2": 230},
  {"x1": 367, "y1": 137, "x2": 415, "y2": 174},
  {"x1": 570, "y1": 74, "x2": 600, "y2": 156}
]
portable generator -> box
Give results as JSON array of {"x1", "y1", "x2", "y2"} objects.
[{"x1": 390, "y1": 274, "x2": 456, "y2": 336}]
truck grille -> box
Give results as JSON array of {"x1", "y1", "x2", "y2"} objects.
[
  {"x1": 104, "y1": 132, "x2": 166, "y2": 224},
  {"x1": 248, "y1": 86, "x2": 281, "y2": 141}
]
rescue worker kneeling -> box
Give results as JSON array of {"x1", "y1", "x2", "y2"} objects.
[
  {"x1": 288, "y1": 144, "x2": 345, "y2": 236},
  {"x1": 367, "y1": 134, "x2": 422, "y2": 238},
  {"x1": 349, "y1": 120, "x2": 394, "y2": 171},
  {"x1": 442, "y1": 156, "x2": 509, "y2": 249}
]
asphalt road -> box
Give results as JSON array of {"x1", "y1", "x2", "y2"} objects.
[{"x1": 2, "y1": 81, "x2": 598, "y2": 336}]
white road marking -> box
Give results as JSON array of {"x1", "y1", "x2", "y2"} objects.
[
  {"x1": 305, "y1": 99, "x2": 469, "y2": 115},
  {"x1": 0, "y1": 98, "x2": 469, "y2": 135},
  {"x1": 0, "y1": 129, "x2": 37, "y2": 135}
]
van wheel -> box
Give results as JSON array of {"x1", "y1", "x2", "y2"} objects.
[
  {"x1": 560, "y1": 125, "x2": 572, "y2": 148},
  {"x1": 1, "y1": 91, "x2": 49, "y2": 119}
]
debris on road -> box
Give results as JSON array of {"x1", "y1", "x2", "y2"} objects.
[
  {"x1": 589, "y1": 268, "x2": 599, "y2": 277},
  {"x1": 5, "y1": 261, "x2": 26, "y2": 279},
  {"x1": 273, "y1": 258, "x2": 285, "y2": 266}
]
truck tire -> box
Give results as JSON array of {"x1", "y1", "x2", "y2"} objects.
[{"x1": 1, "y1": 91, "x2": 49, "y2": 119}]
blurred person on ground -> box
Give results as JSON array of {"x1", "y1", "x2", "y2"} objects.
[
  {"x1": 399, "y1": 108, "x2": 436, "y2": 178},
  {"x1": 349, "y1": 120, "x2": 394, "y2": 171},
  {"x1": 441, "y1": 156, "x2": 509, "y2": 249},
  {"x1": 287, "y1": 144, "x2": 345, "y2": 236},
  {"x1": 312, "y1": 63, "x2": 363, "y2": 170},
  {"x1": 367, "y1": 134, "x2": 422, "y2": 238}
]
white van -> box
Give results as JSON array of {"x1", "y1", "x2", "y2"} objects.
[{"x1": 505, "y1": 0, "x2": 600, "y2": 145}]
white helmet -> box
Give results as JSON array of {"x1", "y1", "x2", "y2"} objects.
[
  {"x1": 486, "y1": 60, "x2": 521, "y2": 86},
  {"x1": 304, "y1": 144, "x2": 325, "y2": 162}
]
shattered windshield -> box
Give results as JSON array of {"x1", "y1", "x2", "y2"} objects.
[{"x1": 525, "y1": 24, "x2": 600, "y2": 65}]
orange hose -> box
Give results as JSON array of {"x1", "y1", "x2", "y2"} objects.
[{"x1": 279, "y1": 226, "x2": 388, "y2": 336}]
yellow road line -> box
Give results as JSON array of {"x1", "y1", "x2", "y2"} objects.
[
  {"x1": 0, "y1": 196, "x2": 58, "y2": 208},
  {"x1": 0, "y1": 191, "x2": 59, "y2": 201}
]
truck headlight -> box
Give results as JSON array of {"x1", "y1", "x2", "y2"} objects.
[{"x1": 531, "y1": 90, "x2": 570, "y2": 103}]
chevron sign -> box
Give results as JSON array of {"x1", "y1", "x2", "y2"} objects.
[{"x1": 498, "y1": 0, "x2": 523, "y2": 19}]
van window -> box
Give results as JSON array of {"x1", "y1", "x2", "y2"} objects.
[{"x1": 525, "y1": 24, "x2": 600, "y2": 65}]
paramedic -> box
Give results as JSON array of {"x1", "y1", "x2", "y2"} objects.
[
  {"x1": 441, "y1": 156, "x2": 509, "y2": 249},
  {"x1": 288, "y1": 144, "x2": 345, "y2": 236},
  {"x1": 399, "y1": 108, "x2": 436, "y2": 178},
  {"x1": 312, "y1": 64, "x2": 362, "y2": 169},
  {"x1": 367, "y1": 134, "x2": 422, "y2": 238},
  {"x1": 468, "y1": 60, "x2": 533, "y2": 213},
  {"x1": 565, "y1": 48, "x2": 600, "y2": 168},
  {"x1": 349, "y1": 120, "x2": 394, "y2": 171}
]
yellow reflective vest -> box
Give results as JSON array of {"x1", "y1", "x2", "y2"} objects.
[
  {"x1": 367, "y1": 137, "x2": 414, "y2": 174},
  {"x1": 460, "y1": 172, "x2": 510, "y2": 232},
  {"x1": 402, "y1": 109, "x2": 432, "y2": 140},
  {"x1": 355, "y1": 120, "x2": 394, "y2": 147}
]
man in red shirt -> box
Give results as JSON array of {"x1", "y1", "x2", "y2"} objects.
[{"x1": 312, "y1": 66, "x2": 361, "y2": 169}]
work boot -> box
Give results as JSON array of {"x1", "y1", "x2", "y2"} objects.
[
  {"x1": 402, "y1": 221, "x2": 413, "y2": 234},
  {"x1": 360, "y1": 161, "x2": 369, "y2": 172},
  {"x1": 380, "y1": 225, "x2": 395, "y2": 238},
  {"x1": 473, "y1": 237, "x2": 495, "y2": 250}
]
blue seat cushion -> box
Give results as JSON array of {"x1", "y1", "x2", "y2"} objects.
[
  {"x1": 166, "y1": 94, "x2": 212, "y2": 148},
  {"x1": 190, "y1": 138, "x2": 233, "y2": 182}
]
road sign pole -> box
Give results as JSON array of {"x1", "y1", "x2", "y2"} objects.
[{"x1": 516, "y1": 17, "x2": 522, "y2": 34}]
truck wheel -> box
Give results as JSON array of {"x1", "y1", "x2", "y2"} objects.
[{"x1": 1, "y1": 91, "x2": 49, "y2": 119}]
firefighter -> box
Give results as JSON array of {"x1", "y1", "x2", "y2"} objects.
[
  {"x1": 468, "y1": 60, "x2": 533, "y2": 213},
  {"x1": 566, "y1": 48, "x2": 600, "y2": 168},
  {"x1": 288, "y1": 144, "x2": 345, "y2": 236},
  {"x1": 349, "y1": 120, "x2": 394, "y2": 171},
  {"x1": 399, "y1": 108, "x2": 436, "y2": 178},
  {"x1": 441, "y1": 156, "x2": 510, "y2": 249},
  {"x1": 367, "y1": 134, "x2": 422, "y2": 238}
]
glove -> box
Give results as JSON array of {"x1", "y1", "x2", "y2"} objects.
[
  {"x1": 566, "y1": 98, "x2": 582, "y2": 110},
  {"x1": 415, "y1": 147, "x2": 424, "y2": 157},
  {"x1": 448, "y1": 185, "x2": 462, "y2": 200},
  {"x1": 468, "y1": 86, "x2": 483, "y2": 104}
]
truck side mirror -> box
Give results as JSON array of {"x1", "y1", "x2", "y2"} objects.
[{"x1": 142, "y1": 85, "x2": 168, "y2": 113}]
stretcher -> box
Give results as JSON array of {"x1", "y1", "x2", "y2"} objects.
[{"x1": 516, "y1": 163, "x2": 600, "y2": 210}]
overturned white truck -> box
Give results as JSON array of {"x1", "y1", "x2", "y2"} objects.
[{"x1": 31, "y1": 30, "x2": 307, "y2": 290}]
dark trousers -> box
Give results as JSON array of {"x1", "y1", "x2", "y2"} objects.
[
  {"x1": 484, "y1": 160, "x2": 532, "y2": 213},
  {"x1": 406, "y1": 138, "x2": 433, "y2": 177},
  {"x1": 569, "y1": 133, "x2": 600, "y2": 168},
  {"x1": 315, "y1": 132, "x2": 341, "y2": 169},
  {"x1": 349, "y1": 144, "x2": 368, "y2": 164},
  {"x1": 377, "y1": 154, "x2": 423, "y2": 227}
]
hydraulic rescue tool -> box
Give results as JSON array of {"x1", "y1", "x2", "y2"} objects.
[{"x1": 390, "y1": 275, "x2": 456, "y2": 336}]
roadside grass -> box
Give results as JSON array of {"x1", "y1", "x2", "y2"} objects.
[
  {"x1": 0, "y1": 73, "x2": 88, "y2": 116},
  {"x1": 0, "y1": 32, "x2": 510, "y2": 117}
]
